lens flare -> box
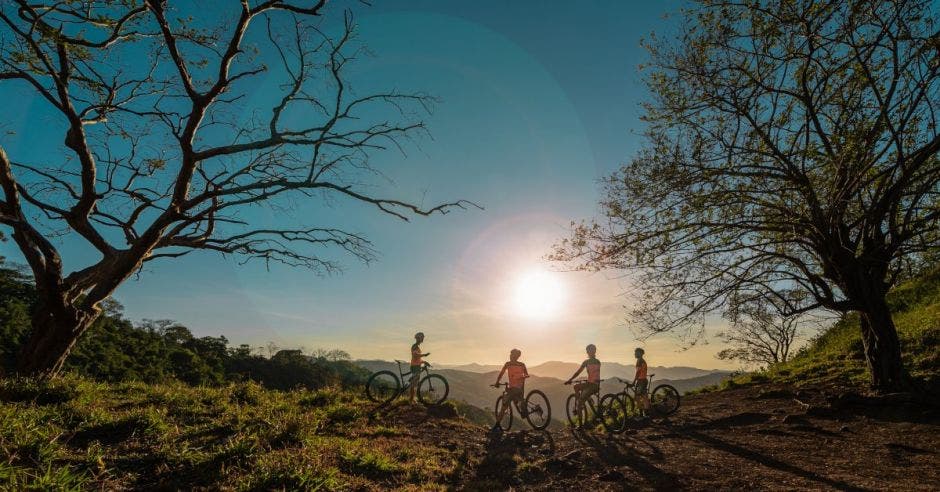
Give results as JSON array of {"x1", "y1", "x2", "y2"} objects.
[{"x1": 512, "y1": 270, "x2": 566, "y2": 320}]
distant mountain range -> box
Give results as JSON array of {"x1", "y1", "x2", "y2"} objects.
[
  {"x1": 354, "y1": 360, "x2": 731, "y2": 423},
  {"x1": 433, "y1": 360, "x2": 723, "y2": 381}
]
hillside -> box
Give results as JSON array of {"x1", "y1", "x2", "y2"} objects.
[
  {"x1": 705, "y1": 267, "x2": 940, "y2": 393},
  {"x1": 2, "y1": 374, "x2": 937, "y2": 490}
]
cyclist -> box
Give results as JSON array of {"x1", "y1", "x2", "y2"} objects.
[
  {"x1": 634, "y1": 347, "x2": 650, "y2": 416},
  {"x1": 492, "y1": 348, "x2": 529, "y2": 431},
  {"x1": 409, "y1": 332, "x2": 430, "y2": 403},
  {"x1": 564, "y1": 344, "x2": 601, "y2": 401}
]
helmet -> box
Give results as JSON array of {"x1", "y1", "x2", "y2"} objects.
[
  {"x1": 510, "y1": 348, "x2": 522, "y2": 358},
  {"x1": 586, "y1": 344, "x2": 596, "y2": 353},
  {"x1": 635, "y1": 347, "x2": 645, "y2": 356},
  {"x1": 414, "y1": 332, "x2": 424, "y2": 339}
]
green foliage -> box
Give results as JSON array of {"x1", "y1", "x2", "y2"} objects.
[
  {"x1": 0, "y1": 258, "x2": 368, "y2": 392},
  {"x1": 0, "y1": 264, "x2": 35, "y2": 374}
]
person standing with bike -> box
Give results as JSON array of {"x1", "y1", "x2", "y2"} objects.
[
  {"x1": 633, "y1": 347, "x2": 650, "y2": 417},
  {"x1": 564, "y1": 344, "x2": 601, "y2": 400},
  {"x1": 491, "y1": 348, "x2": 529, "y2": 431},
  {"x1": 409, "y1": 332, "x2": 430, "y2": 404}
]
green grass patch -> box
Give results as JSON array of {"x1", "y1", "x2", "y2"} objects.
[
  {"x1": 0, "y1": 374, "x2": 471, "y2": 489},
  {"x1": 340, "y1": 447, "x2": 402, "y2": 479}
]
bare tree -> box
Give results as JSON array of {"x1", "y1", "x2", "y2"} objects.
[
  {"x1": 311, "y1": 347, "x2": 350, "y2": 361},
  {"x1": 0, "y1": 1, "x2": 474, "y2": 378},
  {"x1": 717, "y1": 302, "x2": 804, "y2": 367},
  {"x1": 554, "y1": 0, "x2": 940, "y2": 390}
]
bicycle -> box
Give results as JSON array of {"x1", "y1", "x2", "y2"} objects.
[
  {"x1": 365, "y1": 360, "x2": 450, "y2": 405},
  {"x1": 564, "y1": 379, "x2": 620, "y2": 431},
  {"x1": 602, "y1": 374, "x2": 680, "y2": 432},
  {"x1": 491, "y1": 381, "x2": 552, "y2": 431}
]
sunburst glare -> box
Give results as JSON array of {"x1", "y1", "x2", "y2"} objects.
[{"x1": 512, "y1": 269, "x2": 566, "y2": 320}]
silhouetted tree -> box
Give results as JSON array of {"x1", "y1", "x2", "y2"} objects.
[
  {"x1": 0, "y1": 1, "x2": 473, "y2": 378},
  {"x1": 717, "y1": 301, "x2": 806, "y2": 367},
  {"x1": 555, "y1": 0, "x2": 940, "y2": 390}
]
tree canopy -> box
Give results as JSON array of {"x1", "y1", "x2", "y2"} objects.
[
  {"x1": 554, "y1": 0, "x2": 940, "y2": 389},
  {"x1": 0, "y1": 0, "x2": 473, "y2": 377}
]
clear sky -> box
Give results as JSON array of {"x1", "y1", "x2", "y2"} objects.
[{"x1": 0, "y1": 0, "x2": 739, "y2": 369}]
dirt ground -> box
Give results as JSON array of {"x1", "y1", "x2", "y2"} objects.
[{"x1": 390, "y1": 383, "x2": 940, "y2": 490}]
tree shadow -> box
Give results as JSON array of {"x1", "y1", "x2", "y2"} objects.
[
  {"x1": 468, "y1": 430, "x2": 556, "y2": 488},
  {"x1": 570, "y1": 429, "x2": 681, "y2": 489},
  {"x1": 679, "y1": 429, "x2": 867, "y2": 492},
  {"x1": 824, "y1": 392, "x2": 940, "y2": 424}
]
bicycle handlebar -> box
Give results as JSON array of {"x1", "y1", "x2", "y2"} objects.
[{"x1": 393, "y1": 360, "x2": 431, "y2": 367}]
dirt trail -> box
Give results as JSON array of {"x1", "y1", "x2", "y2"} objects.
[{"x1": 386, "y1": 384, "x2": 940, "y2": 490}]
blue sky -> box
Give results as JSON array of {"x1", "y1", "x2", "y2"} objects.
[{"x1": 1, "y1": 1, "x2": 737, "y2": 368}]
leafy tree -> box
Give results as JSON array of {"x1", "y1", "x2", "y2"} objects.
[
  {"x1": 1, "y1": 257, "x2": 362, "y2": 388},
  {"x1": 0, "y1": 0, "x2": 473, "y2": 378},
  {"x1": 554, "y1": 0, "x2": 940, "y2": 389}
]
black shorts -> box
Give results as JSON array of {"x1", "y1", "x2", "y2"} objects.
[
  {"x1": 575, "y1": 381, "x2": 599, "y2": 397},
  {"x1": 506, "y1": 387, "x2": 525, "y2": 402},
  {"x1": 635, "y1": 379, "x2": 649, "y2": 395},
  {"x1": 410, "y1": 365, "x2": 422, "y2": 383}
]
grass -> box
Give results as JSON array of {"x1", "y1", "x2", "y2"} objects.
[
  {"x1": 0, "y1": 376, "x2": 472, "y2": 490},
  {"x1": 695, "y1": 267, "x2": 940, "y2": 393}
]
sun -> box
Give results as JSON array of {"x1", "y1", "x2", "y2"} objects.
[{"x1": 512, "y1": 270, "x2": 566, "y2": 320}]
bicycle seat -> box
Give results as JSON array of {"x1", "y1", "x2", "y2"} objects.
[
  {"x1": 394, "y1": 360, "x2": 405, "y2": 364},
  {"x1": 649, "y1": 373, "x2": 656, "y2": 377}
]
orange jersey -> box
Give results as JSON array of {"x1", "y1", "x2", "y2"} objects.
[
  {"x1": 504, "y1": 361, "x2": 528, "y2": 388},
  {"x1": 635, "y1": 359, "x2": 648, "y2": 380},
  {"x1": 410, "y1": 343, "x2": 423, "y2": 366},
  {"x1": 582, "y1": 358, "x2": 601, "y2": 383}
]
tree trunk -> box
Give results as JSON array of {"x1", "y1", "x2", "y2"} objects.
[
  {"x1": 15, "y1": 301, "x2": 96, "y2": 379},
  {"x1": 857, "y1": 295, "x2": 904, "y2": 392}
]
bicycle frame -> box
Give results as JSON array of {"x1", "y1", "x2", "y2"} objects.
[
  {"x1": 566, "y1": 378, "x2": 604, "y2": 428},
  {"x1": 394, "y1": 360, "x2": 429, "y2": 391},
  {"x1": 614, "y1": 375, "x2": 654, "y2": 399},
  {"x1": 493, "y1": 383, "x2": 533, "y2": 414}
]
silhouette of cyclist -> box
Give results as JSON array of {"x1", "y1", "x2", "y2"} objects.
[
  {"x1": 634, "y1": 347, "x2": 650, "y2": 415},
  {"x1": 565, "y1": 344, "x2": 601, "y2": 400},
  {"x1": 409, "y1": 332, "x2": 430, "y2": 404},
  {"x1": 492, "y1": 348, "x2": 529, "y2": 431}
]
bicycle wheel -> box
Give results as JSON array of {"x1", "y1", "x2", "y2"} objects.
[
  {"x1": 599, "y1": 393, "x2": 627, "y2": 433},
  {"x1": 524, "y1": 390, "x2": 551, "y2": 430},
  {"x1": 494, "y1": 395, "x2": 513, "y2": 430},
  {"x1": 365, "y1": 371, "x2": 400, "y2": 404},
  {"x1": 565, "y1": 394, "x2": 579, "y2": 428},
  {"x1": 650, "y1": 384, "x2": 680, "y2": 416},
  {"x1": 620, "y1": 393, "x2": 639, "y2": 424},
  {"x1": 581, "y1": 395, "x2": 600, "y2": 430},
  {"x1": 417, "y1": 374, "x2": 449, "y2": 405}
]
